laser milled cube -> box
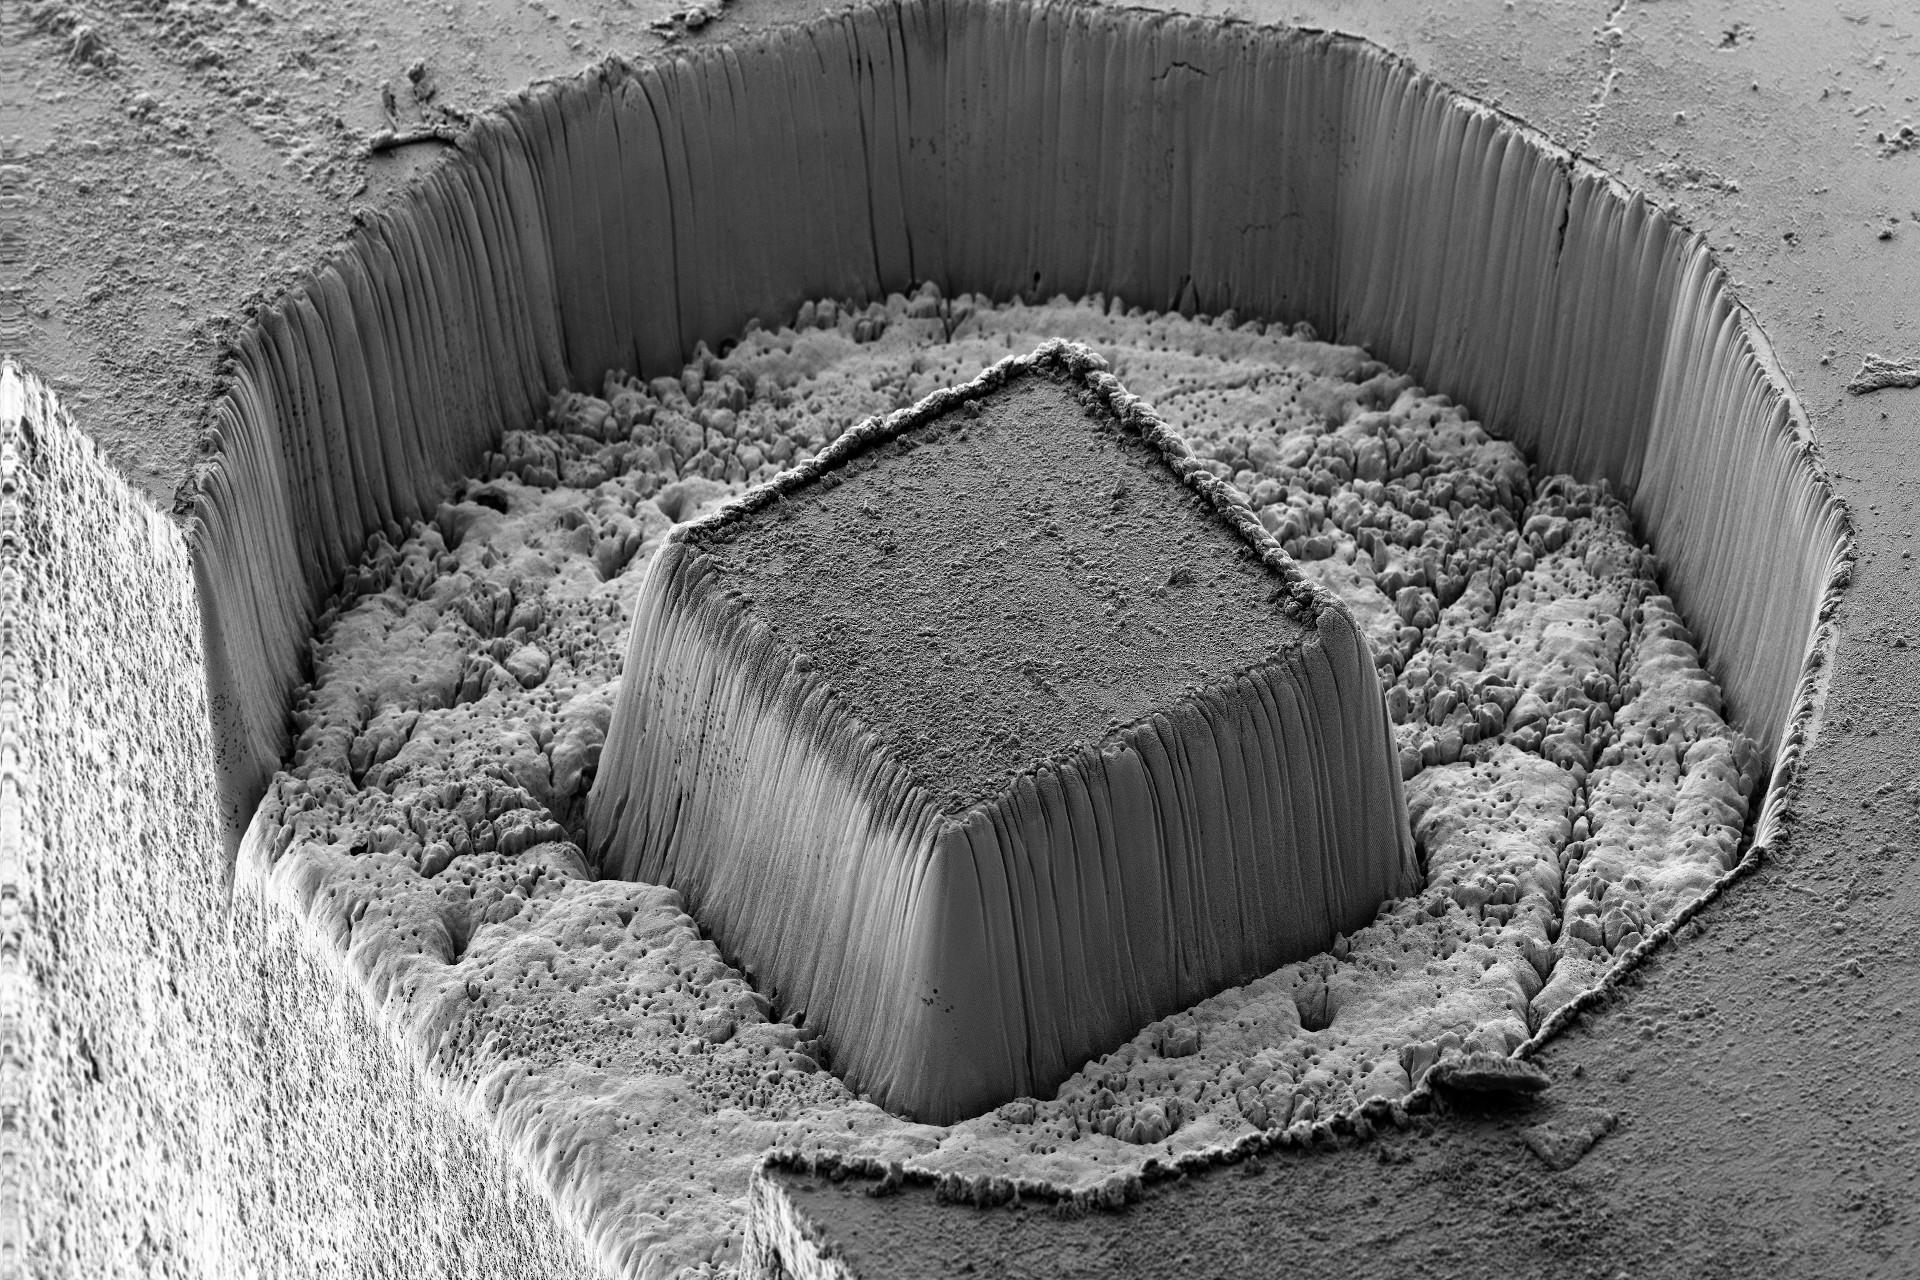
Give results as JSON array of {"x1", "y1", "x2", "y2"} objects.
[{"x1": 587, "y1": 341, "x2": 1416, "y2": 1123}]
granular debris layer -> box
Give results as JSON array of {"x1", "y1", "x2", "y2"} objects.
[
  {"x1": 252, "y1": 289, "x2": 1761, "y2": 1279},
  {"x1": 589, "y1": 342, "x2": 1415, "y2": 1122}
]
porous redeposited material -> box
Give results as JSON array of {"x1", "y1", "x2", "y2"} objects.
[{"x1": 587, "y1": 341, "x2": 1417, "y2": 1121}]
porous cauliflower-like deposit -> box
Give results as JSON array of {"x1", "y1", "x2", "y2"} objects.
[{"x1": 252, "y1": 288, "x2": 1761, "y2": 1278}]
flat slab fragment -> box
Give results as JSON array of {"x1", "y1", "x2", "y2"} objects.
[
  {"x1": 588, "y1": 341, "x2": 1416, "y2": 1122},
  {"x1": 695, "y1": 373, "x2": 1305, "y2": 812}
]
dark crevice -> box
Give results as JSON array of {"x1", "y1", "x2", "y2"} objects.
[{"x1": 1552, "y1": 181, "x2": 1573, "y2": 267}]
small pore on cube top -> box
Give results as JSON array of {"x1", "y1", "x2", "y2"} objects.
[{"x1": 586, "y1": 339, "x2": 1418, "y2": 1123}]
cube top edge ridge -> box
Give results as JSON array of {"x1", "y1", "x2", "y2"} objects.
[{"x1": 671, "y1": 338, "x2": 1348, "y2": 815}]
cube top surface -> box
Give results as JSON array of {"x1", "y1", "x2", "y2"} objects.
[{"x1": 686, "y1": 346, "x2": 1309, "y2": 814}]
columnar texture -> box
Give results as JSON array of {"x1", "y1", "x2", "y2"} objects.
[
  {"x1": 2, "y1": 365, "x2": 601, "y2": 1279},
  {"x1": 587, "y1": 343, "x2": 1416, "y2": 1121},
  {"x1": 182, "y1": 0, "x2": 1848, "y2": 874}
]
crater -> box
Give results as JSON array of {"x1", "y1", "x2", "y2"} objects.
[{"x1": 160, "y1": 0, "x2": 1851, "y2": 1273}]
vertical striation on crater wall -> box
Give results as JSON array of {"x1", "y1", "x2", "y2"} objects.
[{"x1": 180, "y1": 0, "x2": 1848, "y2": 878}]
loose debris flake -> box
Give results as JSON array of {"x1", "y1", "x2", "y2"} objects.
[
  {"x1": 1521, "y1": 1105, "x2": 1618, "y2": 1170},
  {"x1": 1846, "y1": 353, "x2": 1920, "y2": 395},
  {"x1": 1425, "y1": 1051, "x2": 1552, "y2": 1100}
]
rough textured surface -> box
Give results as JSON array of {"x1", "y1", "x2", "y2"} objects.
[
  {"x1": 3, "y1": 364, "x2": 604, "y2": 1280},
  {"x1": 689, "y1": 372, "x2": 1305, "y2": 814}
]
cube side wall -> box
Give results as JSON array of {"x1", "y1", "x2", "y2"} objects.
[
  {"x1": 587, "y1": 540, "x2": 952, "y2": 1097},
  {"x1": 898, "y1": 605, "x2": 1414, "y2": 1121},
  {"x1": 742, "y1": 1166, "x2": 863, "y2": 1280}
]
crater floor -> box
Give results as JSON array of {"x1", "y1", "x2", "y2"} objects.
[{"x1": 256, "y1": 290, "x2": 1758, "y2": 1278}]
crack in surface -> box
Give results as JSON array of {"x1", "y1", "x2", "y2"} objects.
[{"x1": 1576, "y1": 0, "x2": 1632, "y2": 154}]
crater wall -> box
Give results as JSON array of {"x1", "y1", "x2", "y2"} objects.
[{"x1": 181, "y1": 0, "x2": 1848, "y2": 876}]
